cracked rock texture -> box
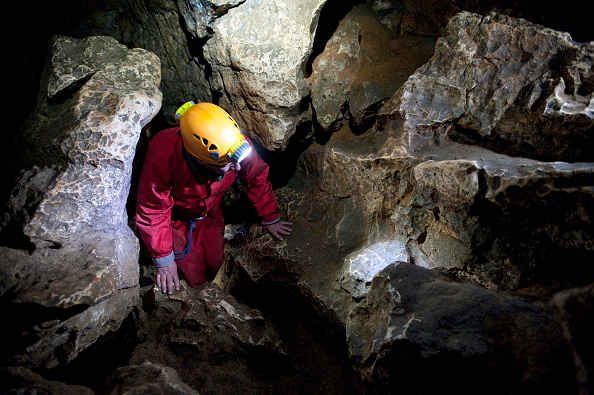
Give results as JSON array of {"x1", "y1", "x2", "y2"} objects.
[
  {"x1": 1, "y1": 1, "x2": 593, "y2": 394},
  {"x1": 0, "y1": 35, "x2": 162, "y2": 369},
  {"x1": 233, "y1": 9, "x2": 593, "y2": 394}
]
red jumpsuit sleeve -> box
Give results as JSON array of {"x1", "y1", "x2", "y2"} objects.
[
  {"x1": 239, "y1": 138, "x2": 280, "y2": 225},
  {"x1": 135, "y1": 131, "x2": 176, "y2": 264}
]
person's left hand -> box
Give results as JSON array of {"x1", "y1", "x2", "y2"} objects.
[{"x1": 264, "y1": 220, "x2": 293, "y2": 240}]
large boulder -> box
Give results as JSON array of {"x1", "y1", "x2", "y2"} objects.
[
  {"x1": 203, "y1": 0, "x2": 327, "y2": 150},
  {"x1": 129, "y1": 281, "x2": 289, "y2": 392},
  {"x1": 308, "y1": 4, "x2": 438, "y2": 135},
  {"x1": 310, "y1": 18, "x2": 362, "y2": 133},
  {"x1": 230, "y1": 10, "x2": 594, "y2": 393},
  {"x1": 346, "y1": 262, "x2": 574, "y2": 393},
  {"x1": 103, "y1": 362, "x2": 199, "y2": 395},
  {"x1": 0, "y1": 35, "x2": 162, "y2": 369}
]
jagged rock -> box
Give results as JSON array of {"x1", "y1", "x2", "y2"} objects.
[
  {"x1": 0, "y1": 366, "x2": 94, "y2": 395},
  {"x1": 379, "y1": 11, "x2": 594, "y2": 291},
  {"x1": 349, "y1": 80, "x2": 390, "y2": 132},
  {"x1": 395, "y1": 11, "x2": 594, "y2": 162},
  {"x1": 102, "y1": 362, "x2": 199, "y2": 395},
  {"x1": 230, "y1": 10, "x2": 594, "y2": 394},
  {"x1": 309, "y1": 4, "x2": 436, "y2": 135},
  {"x1": 130, "y1": 282, "x2": 289, "y2": 391},
  {"x1": 72, "y1": 0, "x2": 212, "y2": 123},
  {"x1": 404, "y1": 149, "x2": 594, "y2": 290},
  {"x1": 177, "y1": 0, "x2": 245, "y2": 39},
  {"x1": 551, "y1": 283, "x2": 594, "y2": 395},
  {"x1": 0, "y1": 35, "x2": 161, "y2": 369},
  {"x1": 310, "y1": 19, "x2": 362, "y2": 132},
  {"x1": 346, "y1": 262, "x2": 574, "y2": 393},
  {"x1": 203, "y1": 0, "x2": 326, "y2": 150},
  {"x1": 339, "y1": 240, "x2": 408, "y2": 300}
]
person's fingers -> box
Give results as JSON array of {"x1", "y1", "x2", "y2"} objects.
[
  {"x1": 269, "y1": 229, "x2": 283, "y2": 240},
  {"x1": 157, "y1": 273, "x2": 167, "y2": 293},
  {"x1": 173, "y1": 273, "x2": 180, "y2": 291},
  {"x1": 279, "y1": 226, "x2": 292, "y2": 235}
]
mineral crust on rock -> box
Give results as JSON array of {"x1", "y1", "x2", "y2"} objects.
[{"x1": 0, "y1": 35, "x2": 162, "y2": 369}]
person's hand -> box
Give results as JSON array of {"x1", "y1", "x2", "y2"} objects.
[
  {"x1": 264, "y1": 220, "x2": 293, "y2": 240},
  {"x1": 156, "y1": 261, "x2": 180, "y2": 295}
]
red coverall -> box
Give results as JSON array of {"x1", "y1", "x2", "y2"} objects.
[{"x1": 136, "y1": 127, "x2": 280, "y2": 287}]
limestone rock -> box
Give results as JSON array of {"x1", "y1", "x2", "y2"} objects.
[
  {"x1": 397, "y1": 11, "x2": 594, "y2": 162},
  {"x1": 551, "y1": 283, "x2": 594, "y2": 395},
  {"x1": 379, "y1": 11, "x2": 594, "y2": 290},
  {"x1": 203, "y1": 0, "x2": 326, "y2": 150},
  {"x1": 8, "y1": 35, "x2": 161, "y2": 249},
  {"x1": 310, "y1": 19, "x2": 362, "y2": 132},
  {"x1": 339, "y1": 240, "x2": 408, "y2": 300},
  {"x1": 349, "y1": 80, "x2": 390, "y2": 132},
  {"x1": 308, "y1": 4, "x2": 436, "y2": 136},
  {"x1": 346, "y1": 262, "x2": 574, "y2": 393},
  {"x1": 231, "y1": 10, "x2": 593, "y2": 394},
  {"x1": 0, "y1": 366, "x2": 93, "y2": 395},
  {"x1": 103, "y1": 362, "x2": 198, "y2": 395},
  {"x1": 111, "y1": 0, "x2": 213, "y2": 123},
  {"x1": 177, "y1": 0, "x2": 245, "y2": 39},
  {"x1": 0, "y1": 35, "x2": 161, "y2": 369},
  {"x1": 130, "y1": 282, "x2": 289, "y2": 390}
]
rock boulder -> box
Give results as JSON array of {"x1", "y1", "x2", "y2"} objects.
[{"x1": 0, "y1": 35, "x2": 162, "y2": 369}]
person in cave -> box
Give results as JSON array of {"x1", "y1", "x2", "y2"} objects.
[{"x1": 135, "y1": 101, "x2": 292, "y2": 294}]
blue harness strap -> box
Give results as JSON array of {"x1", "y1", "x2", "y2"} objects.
[{"x1": 173, "y1": 215, "x2": 207, "y2": 261}]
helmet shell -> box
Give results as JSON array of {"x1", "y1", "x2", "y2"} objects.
[{"x1": 178, "y1": 102, "x2": 250, "y2": 165}]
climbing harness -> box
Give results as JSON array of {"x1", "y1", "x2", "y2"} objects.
[{"x1": 173, "y1": 214, "x2": 208, "y2": 260}]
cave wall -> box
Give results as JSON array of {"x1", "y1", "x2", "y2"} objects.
[{"x1": 1, "y1": 0, "x2": 592, "y2": 394}]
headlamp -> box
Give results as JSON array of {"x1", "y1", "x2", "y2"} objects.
[{"x1": 227, "y1": 140, "x2": 252, "y2": 163}]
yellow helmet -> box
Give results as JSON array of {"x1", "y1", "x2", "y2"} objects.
[{"x1": 175, "y1": 101, "x2": 252, "y2": 165}]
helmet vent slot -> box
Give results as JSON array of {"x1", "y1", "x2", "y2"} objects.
[
  {"x1": 228, "y1": 116, "x2": 239, "y2": 129},
  {"x1": 209, "y1": 143, "x2": 217, "y2": 151}
]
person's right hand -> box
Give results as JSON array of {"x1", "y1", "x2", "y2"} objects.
[{"x1": 156, "y1": 262, "x2": 180, "y2": 295}]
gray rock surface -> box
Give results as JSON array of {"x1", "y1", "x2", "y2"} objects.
[
  {"x1": 129, "y1": 282, "x2": 289, "y2": 392},
  {"x1": 203, "y1": 0, "x2": 327, "y2": 150},
  {"x1": 0, "y1": 366, "x2": 94, "y2": 395},
  {"x1": 231, "y1": 10, "x2": 594, "y2": 393},
  {"x1": 103, "y1": 362, "x2": 199, "y2": 395},
  {"x1": 396, "y1": 11, "x2": 594, "y2": 162},
  {"x1": 0, "y1": 35, "x2": 161, "y2": 369},
  {"x1": 346, "y1": 262, "x2": 574, "y2": 393},
  {"x1": 310, "y1": 18, "x2": 361, "y2": 132}
]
